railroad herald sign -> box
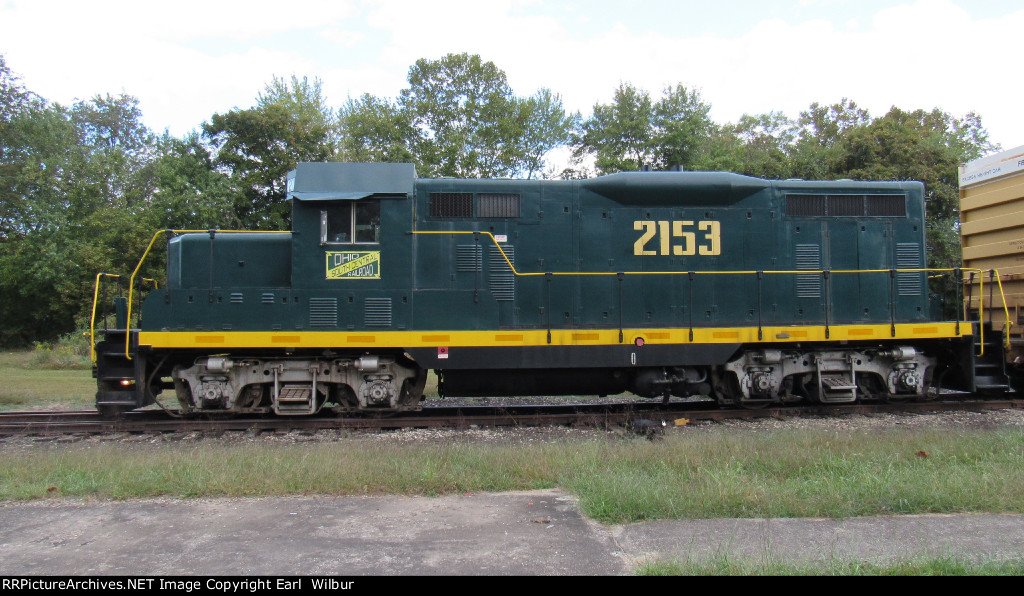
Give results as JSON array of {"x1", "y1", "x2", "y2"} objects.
[{"x1": 326, "y1": 251, "x2": 381, "y2": 279}]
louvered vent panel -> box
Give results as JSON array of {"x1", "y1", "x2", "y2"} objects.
[
  {"x1": 309, "y1": 298, "x2": 338, "y2": 327},
  {"x1": 795, "y1": 244, "x2": 821, "y2": 298},
  {"x1": 261, "y1": 293, "x2": 275, "y2": 304},
  {"x1": 489, "y1": 245, "x2": 515, "y2": 301},
  {"x1": 896, "y1": 243, "x2": 922, "y2": 296},
  {"x1": 456, "y1": 245, "x2": 483, "y2": 271},
  {"x1": 477, "y1": 193, "x2": 521, "y2": 218},
  {"x1": 230, "y1": 292, "x2": 244, "y2": 304},
  {"x1": 364, "y1": 298, "x2": 393, "y2": 327}
]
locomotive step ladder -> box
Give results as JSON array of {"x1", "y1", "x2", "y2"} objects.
[
  {"x1": 817, "y1": 373, "x2": 858, "y2": 403},
  {"x1": 274, "y1": 385, "x2": 317, "y2": 415},
  {"x1": 973, "y1": 322, "x2": 1013, "y2": 393}
]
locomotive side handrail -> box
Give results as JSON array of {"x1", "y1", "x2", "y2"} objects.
[
  {"x1": 412, "y1": 230, "x2": 1013, "y2": 353},
  {"x1": 89, "y1": 273, "x2": 121, "y2": 364},
  {"x1": 124, "y1": 229, "x2": 292, "y2": 360}
]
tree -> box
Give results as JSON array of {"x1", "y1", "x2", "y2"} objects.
[
  {"x1": 339, "y1": 93, "x2": 417, "y2": 164},
  {"x1": 574, "y1": 82, "x2": 655, "y2": 173},
  {"x1": 0, "y1": 55, "x2": 36, "y2": 239},
  {"x1": 727, "y1": 111, "x2": 796, "y2": 179},
  {"x1": 652, "y1": 84, "x2": 714, "y2": 170},
  {"x1": 203, "y1": 76, "x2": 336, "y2": 229},
  {"x1": 0, "y1": 92, "x2": 163, "y2": 346},
  {"x1": 149, "y1": 133, "x2": 238, "y2": 230},
  {"x1": 574, "y1": 83, "x2": 714, "y2": 174},
  {"x1": 519, "y1": 88, "x2": 580, "y2": 179},
  {"x1": 399, "y1": 53, "x2": 525, "y2": 178},
  {"x1": 790, "y1": 99, "x2": 871, "y2": 180},
  {"x1": 340, "y1": 54, "x2": 576, "y2": 179}
]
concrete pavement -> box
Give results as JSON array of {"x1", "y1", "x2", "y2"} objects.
[{"x1": 2, "y1": 490, "x2": 1023, "y2": 575}]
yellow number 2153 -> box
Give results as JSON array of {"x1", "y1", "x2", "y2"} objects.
[{"x1": 633, "y1": 220, "x2": 721, "y2": 256}]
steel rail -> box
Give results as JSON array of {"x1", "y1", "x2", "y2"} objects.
[{"x1": 2, "y1": 400, "x2": 1021, "y2": 436}]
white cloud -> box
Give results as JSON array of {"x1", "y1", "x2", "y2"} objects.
[
  {"x1": 318, "y1": 29, "x2": 366, "y2": 48},
  {"x1": 1, "y1": 0, "x2": 1021, "y2": 149}
]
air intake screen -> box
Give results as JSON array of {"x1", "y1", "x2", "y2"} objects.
[
  {"x1": 867, "y1": 195, "x2": 906, "y2": 216},
  {"x1": 430, "y1": 193, "x2": 473, "y2": 217},
  {"x1": 787, "y1": 194, "x2": 906, "y2": 217}
]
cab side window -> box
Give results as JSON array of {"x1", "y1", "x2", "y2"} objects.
[
  {"x1": 354, "y1": 201, "x2": 380, "y2": 243},
  {"x1": 321, "y1": 201, "x2": 380, "y2": 245}
]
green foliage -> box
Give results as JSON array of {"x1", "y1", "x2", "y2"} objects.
[
  {"x1": 0, "y1": 88, "x2": 163, "y2": 346},
  {"x1": 150, "y1": 133, "x2": 238, "y2": 229},
  {"x1": 342, "y1": 54, "x2": 578, "y2": 179},
  {"x1": 574, "y1": 83, "x2": 713, "y2": 174},
  {"x1": 29, "y1": 329, "x2": 92, "y2": 370},
  {"x1": 574, "y1": 82, "x2": 655, "y2": 172},
  {"x1": 519, "y1": 88, "x2": 580, "y2": 179},
  {"x1": 203, "y1": 76, "x2": 336, "y2": 229},
  {"x1": 400, "y1": 53, "x2": 523, "y2": 177},
  {"x1": 339, "y1": 93, "x2": 417, "y2": 164},
  {"x1": 828, "y1": 107, "x2": 994, "y2": 270}
]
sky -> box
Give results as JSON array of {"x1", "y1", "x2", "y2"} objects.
[{"x1": 1, "y1": 0, "x2": 1022, "y2": 160}]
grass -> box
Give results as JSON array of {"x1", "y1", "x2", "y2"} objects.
[
  {"x1": 635, "y1": 555, "x2": 1024, "y2": 576},
  {"x1": 3, "y1": 427, "x2": 1024, "y2": 524},
  {"x1": 0, "y1": 351, "x2": 95, "y2": 410}
]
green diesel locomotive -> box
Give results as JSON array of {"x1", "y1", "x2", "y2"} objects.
[{"x1": 91, "y1": 162, "x2": 1013, "y2": 416}]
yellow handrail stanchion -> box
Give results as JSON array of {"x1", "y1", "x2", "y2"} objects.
[{"x1": 89, "y1": 273, "x2": 121, "y2": 364}]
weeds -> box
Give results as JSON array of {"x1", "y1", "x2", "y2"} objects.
[
  {"x1": 28, "y1": 330, "x2": 91, "y2": 370},
  {"x1": 3, "y1": 428, "x2": 1024, "y2": 523},
  {"x1": 636, "y1": 554, "x2": 1024, "y2": 576}
]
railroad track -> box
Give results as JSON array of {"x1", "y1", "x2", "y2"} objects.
[{"x1": 1, "y1": 398, "x2": 1022, "y2": 436}]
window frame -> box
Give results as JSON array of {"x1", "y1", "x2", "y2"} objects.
[{"x1": 320, "y1": 200, "x2": 381, "y2": 246}]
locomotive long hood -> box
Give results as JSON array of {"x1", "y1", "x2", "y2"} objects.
[{"x1": 581, "y1": 171, "x2": 770, "y2": 205}]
